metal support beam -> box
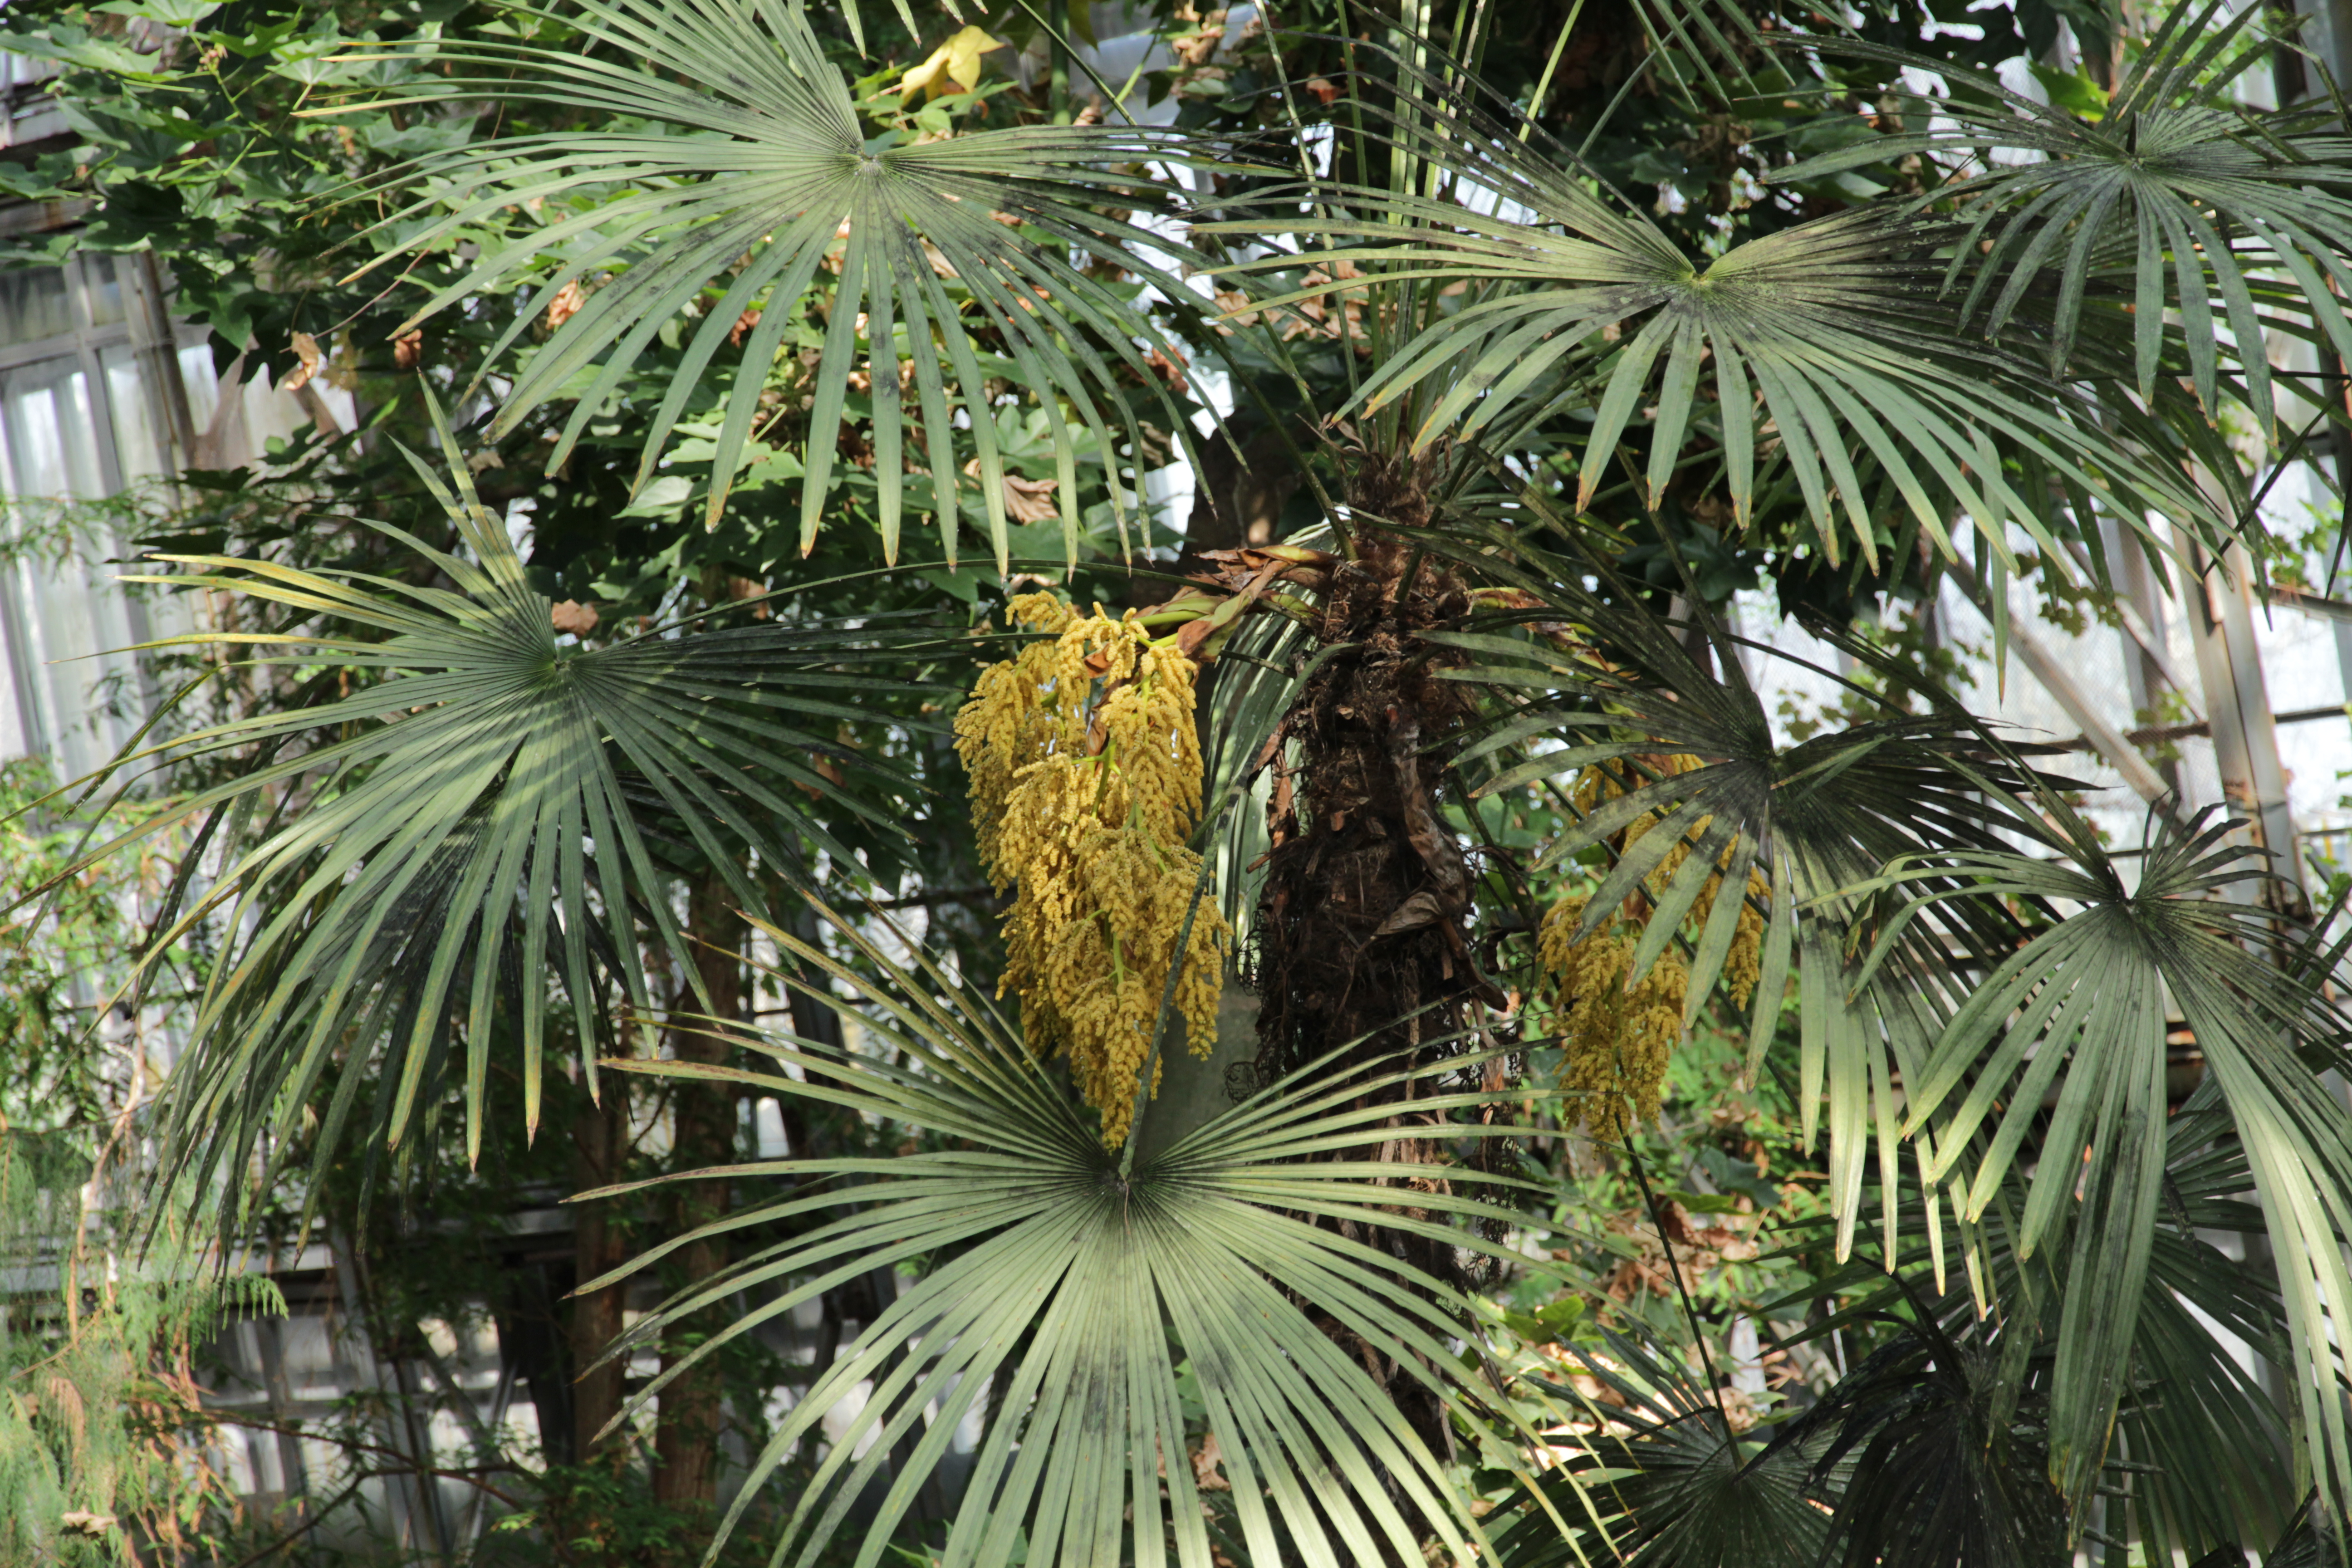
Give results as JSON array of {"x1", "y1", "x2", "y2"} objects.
[
  {"x1": 1950, "y1": 554, "x2": 2182, "y2": 824},
  {"x1": 2180, "y1": 530, "x2": 2308, "y2": 908}
]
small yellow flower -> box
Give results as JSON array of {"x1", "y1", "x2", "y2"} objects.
[{"x1": 898, "y1": 25, "x2": 1006, "y2": 103}]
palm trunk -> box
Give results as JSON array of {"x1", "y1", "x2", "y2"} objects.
[
  {"x1": 1253, "y1": 487, "x2": 1485, "y2": 1089},
  {"x1": 650, "y1": 870, "x2": 745, "y2": 1512},
  {"x1": 1250, "y1": 469, "x2": 1493, "y2": 1475},
  {"x1": 569, "y1": 1059, "x2": 631, "y2": 1467}
]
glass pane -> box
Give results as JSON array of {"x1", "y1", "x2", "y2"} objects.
[
  {"x1": 101, "y1": 343, "x2": 158, "y2": 481},
  {"x1": 4, "y1": 357, "x2": 104, "y2": 500},
  {"x1": 0, "y1": 268, "x2": 74, "y2": 348},
  {"x1": 102, "y1": 343, "x2": 229, "y2": 480},
  {"x1": 82, "y1": 258, "x2": 125, "y2": 328},
  {"x1": 179, "y1": 342, "x2": 219, "y2": 436},
  {"x1": 0, "y1": 355, "x2": 135, "y2": 779}
]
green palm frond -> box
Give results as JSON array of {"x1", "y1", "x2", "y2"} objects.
[
  {"x1": 1780, "y1": 0, "x2": 2352, "y2": 422},
  {"x1": 2118, "y1": 1107, "x2": 2296, "y2": 1554},
  {"x1": 1200, "y1": 605, "x2": 1313, "y2": 942},
  {"x1": 585, "y1": 903, "x2": 1556, "y2": 1568},
  {"x1": 1779, "y1": 1310, "x2": 2069, "y2": 1568},
  {"x1": 336, "y1": 0, "x2": 1215, "y2": 566},
  {"x1": 1426, "y1": 530, "x2": 2041, "y2": 1256},
  {"x1": 1782, "y1": 1083, "x2": 2294, "y2": 1556},
  {"x1": 12, "y1": 404, "x2": 942, "y2": 1199},
  {"x1": 2239, "y1": 1501, "x2": 2352, "y2": 1568},
  {"x1": 1204, "y1": 100, "x2": 2218, "y2": 572},
  {"x1": 1872, "y1": 811, "x2": 2352, "y2": 1524},
  {"x1": 1486, "y1": 1330, "x2": 1828, "y2": 1568}
]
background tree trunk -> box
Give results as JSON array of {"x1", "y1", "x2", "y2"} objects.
[
  {"x1": 569, "y1": 1053, "x2": 631, "y2": 1467},
  {"x1": 651, "y1": 870, "x2": 746, "y2": 1510}
]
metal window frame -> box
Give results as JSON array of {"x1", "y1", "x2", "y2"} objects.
[{"x1": 0, "y1": 252, "x2": 189, "y2": 759}]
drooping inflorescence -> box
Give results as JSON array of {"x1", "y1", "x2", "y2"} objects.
[
  {"x1": 1539, "y1": 755, "x2": 1766, "y2": 1143},
  {"x1": 954, "y1": 593, "x2": 1231, "y2": 1147}
]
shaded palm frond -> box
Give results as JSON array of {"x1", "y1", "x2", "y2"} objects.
[
  {"x1": 1775, "y1": 1310, "x2": 2069, "y2": 1568},
  {"x1": 587, "y1": 902, "x2": 1558, "y2": 1568},
  {"x1": 1487, "y1": 1329, "x2": 1829, "y2": 1568},
  {"x1": 2240, "y1": 1501, "x2": 2352, "y2": 1568},
  {"x1": 11, "y1": 402, "x2": 946, "y2": 1208},
  {"x1": 337, "y1": 0, "x2": 1219, "y2": 565},
  {"x1": 1777, "y1": 1099, "x2": 2295, "y2": 1558}
]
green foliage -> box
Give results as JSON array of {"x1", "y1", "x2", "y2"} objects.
[
  {"x1": 7, "y1": 0, "x2": 2352, "y2": 1561},
  {"x1": 594, "y1": 907, "x2": 1548, "y2": 1568},
  {"x1": 0, "y1": 759, "x2": 191, "y2": 1127},
  {"x1": 28, "y1": 413, "x2": 957, "y2": 1215},
  {"x1": 1792, "y1": 0, "x2": 2352, "y2": 419},
  {"x1": 0, "y1": 1140, "x2": 286, "y2": 1566},
  {"x1": 354, "y1": 0, "x2": 1210, "y2": 564}
]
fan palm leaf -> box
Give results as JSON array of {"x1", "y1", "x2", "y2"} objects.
[
  {"x1": 1862, "y1": 809, "x2": 2352, "y2": 1523},
  {"x1": 330, "y1": 0, "x2": 1215, "y2": 565},
  {"x1": 1780, "y1": 1081, "x2": 2294, "y2": 1556},
  {"x1": 1425, "y1": 529, "x2": 2041, "y2": 1259},
  {"x1": 1203, "y1": 96, "x2": 2220, "y2": 573},
  {"x1": 1485, "y1": 1329, "x2": 1829, "y2": 1568},
  {"x1": 1783, "y1": 1311, "x2": 2068, "y2": 1568},
  {"x1": 583, "y1": 902, "x2": 1560, "y2": 1568},
  {"x1": 8, "y1": 402, "x2": 944, "y2": 1199},
  {"x1": 1778, "y1": 0, "x2": 2352, "y2": 425}
]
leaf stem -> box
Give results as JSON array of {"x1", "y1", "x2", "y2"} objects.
[
  {"x1": 1620, "y1": 1124, "x2": 1737, "y2": 1439},
  {"x1": 1119, "y1": 850, "x2": 1216, "y2": 1178}
]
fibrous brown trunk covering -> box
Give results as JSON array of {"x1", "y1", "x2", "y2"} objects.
[{"x1": 1248, "y1": 455, "x2": 1499, "y2": 1468}]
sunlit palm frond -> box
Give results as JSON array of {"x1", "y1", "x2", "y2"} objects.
[
  {"x1": 1204, "y1": 98, "x2": 2220, "y2": 572},
  {"x1": 587, "y1": 904, "x2": 1556, "y2": 1568},
  {"x1": 10, "y1": 403, "x2": 943, "y2": 1205},
  {"x1": 1778, "y1": 0, "x2": 2352, "y2": 426},
  {"x1": 1449, "y1": 544, "x2": 2350, "y2": 1523},
  {"x1": 335, "y1": 0, "x2": 1216, "y2": 566}
]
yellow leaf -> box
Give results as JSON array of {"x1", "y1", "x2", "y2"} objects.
[
  {"x1": 897, "y1": 25, "x2": 1004, "y2": 103},
  {"x1": 283, "y1": 330, "x2": 324, "y2": 392}
]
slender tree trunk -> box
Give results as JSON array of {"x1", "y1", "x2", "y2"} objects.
[
  {"x1": 651, "y1": 870, "x2": 745, "y2": 1511},
  {"x1": 569, "y1": 1054, "x2": 631, "y2": 1467}
]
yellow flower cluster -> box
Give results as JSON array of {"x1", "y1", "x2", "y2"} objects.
[
  {"x1": 954, "y1": 593, "x2": 1231, "y2": 1147},
  {"x1": 1539, "y1": 755, "x2": 1768, "y2": 1141},
  {"x1": 1541, "y1": 894, "x2": 1688, "y2": 1142}
]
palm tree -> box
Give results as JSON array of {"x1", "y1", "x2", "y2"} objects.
[{"x1": 28, "y1": 0, "x2": 2352, "y2": 1558}]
